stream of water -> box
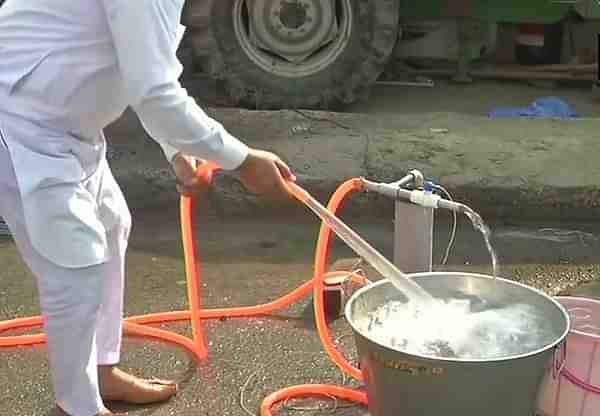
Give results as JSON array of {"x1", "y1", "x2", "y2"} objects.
[{"x1": 463, "y1": 206, "x2": 498, "y2": 278}]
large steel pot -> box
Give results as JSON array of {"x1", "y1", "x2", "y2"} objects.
[{"x1": 345, "y1": 272, "x2": 570, "y2": 416}]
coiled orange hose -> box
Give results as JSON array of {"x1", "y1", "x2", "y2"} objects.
[
  {"x1": 0, "y1": 162, "x2": 369, "y2": 415},
  {"x1": 260, "y1": 384, "x2": 368, "y2": 416}
]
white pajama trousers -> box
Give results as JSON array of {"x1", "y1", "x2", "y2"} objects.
[{"x1": 0, "y1": 131, "x2": 131, "y2": 416}]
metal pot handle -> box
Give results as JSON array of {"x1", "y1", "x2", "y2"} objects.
[{"x1": 552, "y1": 341, "x2": 567, "y2": 379}]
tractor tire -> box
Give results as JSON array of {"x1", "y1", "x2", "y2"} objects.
[{"x1": 184, "y1": 0, "x2": 400, "y2": 109}]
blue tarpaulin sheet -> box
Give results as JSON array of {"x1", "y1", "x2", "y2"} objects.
[{"x1": 489, "y1": 96, "x2": 578, "y2": 120}]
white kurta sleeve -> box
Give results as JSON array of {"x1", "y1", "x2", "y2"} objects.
[{"x1": 102, "y1": 0, "x2": 249, "y2": 170}]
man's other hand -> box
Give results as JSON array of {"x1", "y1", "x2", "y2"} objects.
[{"x1": 237, "y1": 149, "x2": 296, "y2": 200}]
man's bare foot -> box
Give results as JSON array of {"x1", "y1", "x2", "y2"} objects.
[{"x1": 98, "y1": 366, "x2": 177, "y2": 404}]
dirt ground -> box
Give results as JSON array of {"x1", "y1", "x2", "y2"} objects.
[{"x1": 184, "y1": 75, "x2": 599, "y2": 118}]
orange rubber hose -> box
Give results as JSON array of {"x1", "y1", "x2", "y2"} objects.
[
  {"x1": 180, "y1": 175, "x2": 209, "y2": 360},
  {"x1": 0, "y1": 316, "x2": 45, "y2": 347},
  {"x1": 0, "y1": 162, "x2": 369, "y2": 415},
  {"x1": 123, "y1": 321, "x2": 205, "y2": 362},
  {"x1": 260, "y1": 384, "x2": 368, "y2": 416}
]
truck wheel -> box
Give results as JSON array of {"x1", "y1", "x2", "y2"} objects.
[{"x1": 188, "y1": 0, "x2": 399, "y2": 109}]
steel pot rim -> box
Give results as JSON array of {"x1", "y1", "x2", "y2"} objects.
[{"x1": 344, "y1": 271, "x2": 571, "y2": 364}]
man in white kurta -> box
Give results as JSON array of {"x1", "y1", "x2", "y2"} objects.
[{"x1": 0, "y1": 0, "x2": 296, "y2": 415}]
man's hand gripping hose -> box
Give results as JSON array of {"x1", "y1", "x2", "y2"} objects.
[{"x1": 0, "y1": 161, "x2": 370, "y2": 415}]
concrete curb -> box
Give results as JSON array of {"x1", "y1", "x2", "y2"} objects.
[{"x1": 106, "y1": 108, "x2": 600, "y2": 222}]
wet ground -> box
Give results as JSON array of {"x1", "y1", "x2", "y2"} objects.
[{"x1": 2, "y1": 206, "x2": 600, "y2": 416}]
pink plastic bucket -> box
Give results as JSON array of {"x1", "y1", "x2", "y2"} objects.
[{"x1": 538, "y1": 296, "x2": 600, "y2": 416}]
